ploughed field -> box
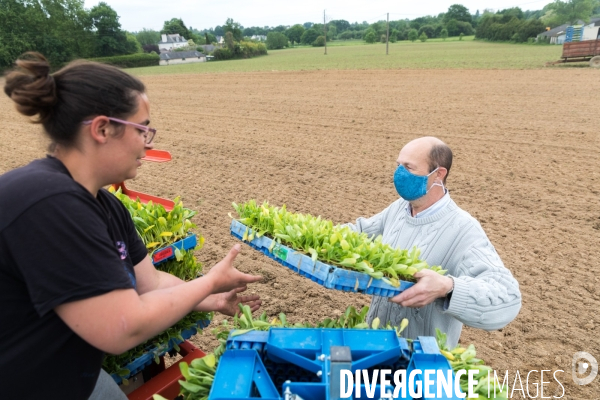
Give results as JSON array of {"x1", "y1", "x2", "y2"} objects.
[{"x1": 1, "y1": 69, "x2": 599, "y2": 398}]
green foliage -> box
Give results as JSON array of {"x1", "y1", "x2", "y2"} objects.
[
  {"x1": 204, "y1": 32, "x2": 216, "y2": 45},
  {"x1": 444, "y1": 4, "x2": 472, "y2": 23},
  {"x1": 232, "y1": 200, "x2": 445, "y2": 284},
  {"x1": 408, "y1": 29, "x2": 419, "y2": 42},
  {"x1": 266, "y1": 32, "x2": 288, "y2": 49},
  {"x1": 313, "y1": 36, "x2": 326, "y2": 47},
  {"x1": 419, "y1": 32, "x2": 428, "y2": 42},
  {"x1": 338, "y1": 31, "x2": 354, "y2": 40},
  {"x1": 285, "y1": 24, "x2": 305, "y2": 46},
  {"x1": 103, "y1": 311, "x2": 212, "y2": 379},
  {"x1": 224, "y1": 31, "x2": 235, "y2": 50},
  {"x1": 162, "y1": 18, "x2": 195, "y2": 41},
  {"x1": 212, "y1": 41, "x2": 267, "y2": 60},
  {"x1": 125, "y1": 32, "x2": 142, "y2": 53},
  {"x1": 475, "y1": 12, "x2": 546, "y2": 42},
  {"x1": 441, "y1": 28, "x2": 449, "y2": 40},
  {"x1": 446, "y1": 19, "x2": 474, "y2": 36},
  {"x1": 300, "y1": 29, "x2": 320, "y2": 44},
  {"x1": 87, "y1": 53, "x2": 160, "y2": 68},
  {"x1": 364, "y1": 29, "x2": 377, "y2": 43},
  {"x1": 418, "y1": 25, "x2": 436, "y2": 39},
  {"x1": 459, "y1": 33, "x2": 464, "y2": 40},
  {"x1": 136, "y1": 29, "x2": 160, "y2": 46},
  {"x1": 89, "y1": 2, "x2": 131, "y2": 57},
  {"x1": 546, "y1": 0, "x2": 597, "y2": 26},
  {"x1": 224, "y1": 18, "x2": 243, "y2": 41}
]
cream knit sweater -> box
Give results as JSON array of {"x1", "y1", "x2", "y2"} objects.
[{"x1": 346, "y1": 197, "x2": 522, "y2": 348}]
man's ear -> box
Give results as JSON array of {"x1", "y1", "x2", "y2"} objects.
[
  {"x1": 437, "y1": 167, "x2": 448, "y2": 182},
  {"x1": 88, "y1": 117, "x2": 113, "y2": 144}
]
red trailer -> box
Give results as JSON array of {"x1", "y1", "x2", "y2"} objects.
[{"x1": 548, "y1": 39, "x2": 600, "y2": 67}]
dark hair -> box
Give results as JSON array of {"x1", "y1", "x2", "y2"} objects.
[
  {"x1": 4, "y1": 52, "x2": 146, "y2": 148},
  {"x1": 428, "y1": 143, "x2": 453, "y2": 183}
]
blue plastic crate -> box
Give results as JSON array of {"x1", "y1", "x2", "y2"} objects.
[
  {"x1": 230, "y1": 220, "x2": 414, "y2": 298},
  {"x1": 151, "y1": 233, "x2": 197, "y2": 266},
  {"x1": 111, "y1": 318, "x2": 211, "y2": 385}
]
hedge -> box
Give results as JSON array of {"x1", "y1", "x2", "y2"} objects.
[
  {"x1": 87, "y1": 53, "x2": 160, "y2": 68},
  {"x1": 213, "y1": 41, "x2": 267, "y2": 60}
]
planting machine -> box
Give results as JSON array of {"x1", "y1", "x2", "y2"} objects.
[{"x1": 208, "y1": 328, "x2": 462, "y2": 400}]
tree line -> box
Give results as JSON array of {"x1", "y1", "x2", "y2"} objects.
[
  {"x1": 2, "y1": 0, "x2": 599, "y2": 69},
  {"x1": 198, "y1": 0, "x2": 599, "y2": 47}
]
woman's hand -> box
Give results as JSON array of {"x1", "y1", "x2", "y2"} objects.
[
  {"x1": 204, "y1": 244, "x2": 262, "y2": 294},
  {"x1": 211, "y1": 287, "x2": 262, "y2": 316}
]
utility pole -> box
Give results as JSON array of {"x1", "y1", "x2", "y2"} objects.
[
  {"x1": 386, "y1": 13, "x2": 390, "y2": 55},
  {"x1": 324, "y1": 10, "x2": 327, "y2": 55}
]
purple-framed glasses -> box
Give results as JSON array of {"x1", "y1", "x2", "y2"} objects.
[{"x1": 82, "y1": 117, "x2": 156, "y2": 144}]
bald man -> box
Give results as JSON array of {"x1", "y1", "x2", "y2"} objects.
[{"x1": 346, "y1": 137, "x2": 521, "y2": 348}]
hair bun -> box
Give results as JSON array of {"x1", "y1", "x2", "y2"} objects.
[{"x1": 3, "y1": 52, "x2": 57, "y2": 123}]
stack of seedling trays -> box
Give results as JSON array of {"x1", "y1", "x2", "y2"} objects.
[
  {"x1": 230, "y1": 219, "x2": 414, "y2": 298},
  {"x1": 106, "y1": 186, "x2": 212, "y2": 385}
]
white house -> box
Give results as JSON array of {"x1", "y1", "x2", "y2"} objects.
[
  {"x1": 159, "y1": 51, "x2": 206, "y2": 66},
  {"x1": 215, "y1": 36, "x2": 224, "y2": 45},
  {"x1": 250, "y1": 35, "x2": 267, "y2": 41},
  {"x1": 157, "y1": 34, "x2": 188, "y2": 51}
]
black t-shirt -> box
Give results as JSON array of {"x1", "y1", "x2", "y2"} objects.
[{"x1": 0, "y1": 156, "x2": 147, "y2": 399}]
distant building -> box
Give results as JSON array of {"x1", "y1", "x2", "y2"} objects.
[
  {"x1": 157, "y1": 34, "x2": 188, "y2": 51},
  {"x1": 538, "y1": 18, "x2": 600, "y2": 44},
  {"x1": 215, "y1": 36, "x2": 225, "y2": 45},
  {"x1": 250, "y1": 35, "x2": 267, "y2": 41},
  {"x1": 159, "y1": 51, "x2": 206, "y2": 66}
]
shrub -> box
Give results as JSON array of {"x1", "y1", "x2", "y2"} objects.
[
  {"x1": 301, "y1": 29, "x2": 320, "y2": 45},
  {"x1": 408, "y1": 29, "x2": 418, "y2": 42},
  {"x1": 266, "y1": 32, "x2": 288, "y2": 49},
  {"x1": 87, "y1": 53, "x2": 160, "y2": 68},
  {"x1": 419, "y1": 32, "x2": 428, "y2": 42},
  {"x1": 313, "y1": 36, "x2": 325, "y2": 46},
  {"x1": 364, "y1": 31, "x2": 377, "y2": 43},
  {"x1": 212, "y1": 41, "x2": 267, "y2": 60}
]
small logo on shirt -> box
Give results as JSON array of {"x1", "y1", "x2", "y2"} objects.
[
  {"x1": 115, "y1": 241, "x2": 136, "y2": 288},
  {"x1": 116, "y1": 241, "x2": 128, "y2": 260}
]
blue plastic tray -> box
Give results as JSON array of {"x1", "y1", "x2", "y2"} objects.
[
  {"x1": 111, "y1": 319, "x2": 211, "y2": 385},
  {"x1": 151, "y1": 233, "x2": 197, "y2": 266},
  {"x1": 230, "y1": 220, "x2": 414, "y2": 297}
]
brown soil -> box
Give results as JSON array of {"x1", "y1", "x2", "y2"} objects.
[{"x1": 1, "y1": 69, "x2": 599, "y2": 399}]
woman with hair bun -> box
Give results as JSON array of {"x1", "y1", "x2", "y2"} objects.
[{"x1": 0, "y1": 53, "x2": 262, "y2": 399}]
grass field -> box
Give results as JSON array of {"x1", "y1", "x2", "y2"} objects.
[{"x1": 130, "y1": 38, "x2": 566, "y2": 76}]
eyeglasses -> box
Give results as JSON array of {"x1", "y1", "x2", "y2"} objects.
[{"x1": 82, "y1": 117, "x2": 156, "y2": 144}]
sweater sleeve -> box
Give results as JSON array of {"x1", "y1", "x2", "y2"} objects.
[
  {"x1": 443, "y1": 238, "x2": 522, "y2": 330},
  {"x1": 343, "y1": 201, "x2": 396, "y2": 238}
]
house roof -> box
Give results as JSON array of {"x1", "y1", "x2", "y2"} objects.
[
  {"x1": 539, "y1": 18, "x2": 600, "y2": 37},
  {"x1": 160, "y1": 51, "x2": 205, "y2": 60},
  {"x1": 158, "y1": 34, "x2": 188, "y2": 44}
]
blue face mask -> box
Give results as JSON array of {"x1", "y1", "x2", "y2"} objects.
[{"x1": 393, "y1": 165, "x2": 441, "y2": 201}]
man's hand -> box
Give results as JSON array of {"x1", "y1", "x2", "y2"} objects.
[
  {"x1": 211, "y1": 286, "x2": 262, "y2": 317},
  {"x1": 389, "y1": 270, "x2": 453, "y2": 308}
]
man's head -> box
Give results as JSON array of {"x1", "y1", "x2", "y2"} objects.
[{"x1": 396, "y1": 136, "x2": 452, "y2": 184}]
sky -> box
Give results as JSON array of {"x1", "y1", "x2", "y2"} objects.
[{"x1": 83, "y1": 0, "x2": 556, "y2": 32}]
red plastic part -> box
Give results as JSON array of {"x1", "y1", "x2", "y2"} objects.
[
  {"x1": 111, "y1": 182, "x2": 175, "y2": 211},
  {"x1": 127, "y1": 341, "x2": 206, "y2": 400},
  {"x1": 142, "y1": 149, "x2": 172, "y2": 163}
]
